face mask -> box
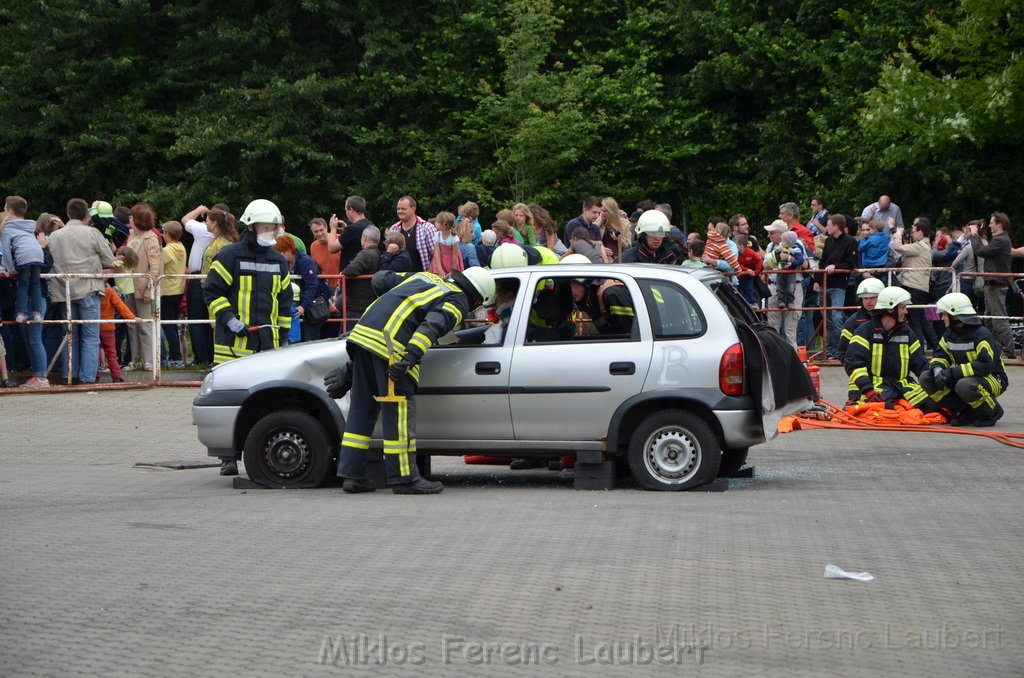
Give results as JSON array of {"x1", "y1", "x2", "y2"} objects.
[{"x1": 257, "y1": 233, "x2": 277, "y2": 247}]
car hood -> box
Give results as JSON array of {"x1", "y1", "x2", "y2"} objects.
[{"x1": 207, "y1": 337, "x2": 350, "y2": 392}]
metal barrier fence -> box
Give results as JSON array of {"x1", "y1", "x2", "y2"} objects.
[
  {"x1": 751, "y1": 267, "x2": 1023, "y2": 361},
  {"x1": 1, "y1": 266, "x2": 1019, "y2": 386}
]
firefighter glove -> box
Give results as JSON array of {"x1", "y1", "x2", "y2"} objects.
[
  {"x1": 387, "y1": 359, "x2": 414, "y2": 381},
  {"x1": 864, "y1": 390, "x2": 884, "y2": 403},
  {"x1": 324, "y1": 363, "x2": 353, "y2": 399},
  {"x1": 227, "y1": 317, "x2": 249, "y2": 336}
]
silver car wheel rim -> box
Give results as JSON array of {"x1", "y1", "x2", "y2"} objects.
[
  {"x1": 264, "y1": 431, "x2": 311, "y2": 477},
  {"x1": 644, "y1": 427, "x2": 700, "y2": 484}
]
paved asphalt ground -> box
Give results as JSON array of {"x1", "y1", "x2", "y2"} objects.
[{"x1": 2, "y1": 367, "x2": 1022, "y2": 677}]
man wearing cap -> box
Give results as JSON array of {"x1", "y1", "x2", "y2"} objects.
[
  {"x1": 844, "y1": 286, "x2": 933, "y2": 410},
  {"x1": 88, "y1": 200, "x2": 128, "y2": 248},
  {"x1": 920, "y1": 292, "x2": 1008, "y2": 426},
  {"x1": 763, "y1": 219, "x2": 804, "y2": 348}
]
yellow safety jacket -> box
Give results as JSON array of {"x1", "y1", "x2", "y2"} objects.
[{"x1": 203, "y1": 234, "x2": 292, "y2": 364}]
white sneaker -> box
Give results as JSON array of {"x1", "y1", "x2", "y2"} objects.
[{"x1": 21, "y1": 377, "x2": 50, "y2": 389}]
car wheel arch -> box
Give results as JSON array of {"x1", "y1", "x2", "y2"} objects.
[
  {"x1": 234, "y1": 381, "x2": 345, "y2": 452},
  {"x1": 606, "y1": 392, "x2": 725, "y2": 455}
]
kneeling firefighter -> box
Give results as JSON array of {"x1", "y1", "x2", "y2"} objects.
[
  {"x1": 324, "y1": 267, "x2": 496, "y2": 494},
  {"x1": 920, "y1": 292, "x2": 1009, "y2": 426},
  {"x1": 843, "y1": 286, "x2": 933, "y2": 410}
]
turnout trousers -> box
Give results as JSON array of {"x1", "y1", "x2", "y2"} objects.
[
  {"x1": 920, "y1": 371, "x2": 1007, "y2": 419},
  {"x1": 336, "y1": 344, "x2": 422, "y2": 486}
]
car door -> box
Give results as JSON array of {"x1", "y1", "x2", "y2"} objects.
[
  {"x1": 507, "y1": 270, "x2": 653, "y2": 441},
  {"x1": 414, "y1": 272, "x2": 527, "y2": 441}
]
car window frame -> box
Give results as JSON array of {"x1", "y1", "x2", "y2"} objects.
[
  {"x1": 637, "y1": 277, "x2": 708, "y2": 341},
  {"x1": 517, "y1": 270, "x2": 644, "y2": 346}
]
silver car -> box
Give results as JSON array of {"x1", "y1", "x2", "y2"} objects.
[{"x1": 192, "y1": 265, "x2": 812, "y2": 490}]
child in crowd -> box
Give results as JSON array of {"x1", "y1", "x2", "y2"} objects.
[
  {"x1": 457, "y1": 201, "x2": 483, "y2": 245},
  {"x1": 456, "y1": 219, "x2": 480, "y2": 267},
  {"x1": 476, "y1": 229, "x2": 496, "y2": 267},
  {"x1": 491, "y1": 219, "x2": 519, "y2": 246},
  {"x1": 563, "y1": 226, "x2": 607, "y2": 263},
  {"x1": 113, "y1": 246, "x2": 138, "y2": 366},
  {"x1": 2, "y1": 195, "x2": 46, "y2": 323},
  {"x1": 98, "y1": 280, "x2": 138, "y2": 383},
  {"x1": 680, "y1": 240, "x2": 709, "y2": 269},
  {"x1": 774, "y1": 231, "x2": 805, "y2": 309},
  {"x1": 858, "y1": 218, "x2": 890, "y2": 270},
  {"x1": 379, "y1": 231, "x2": 413, "y2": 272},
  {"x1": 160, "y1": 221, "x2": 186, "y2": 367},
  {"x1": 429, "y1": 211, "x2": 464, "y2": 276}
]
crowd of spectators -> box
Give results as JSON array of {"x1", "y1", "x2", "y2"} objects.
[{"x1": 0, "y1": 190, "x2": 1018, "y2": 388}]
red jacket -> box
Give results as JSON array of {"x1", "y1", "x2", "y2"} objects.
[
  {"x1": 791, "y1": 222, "x2": 815, "y2": 252},
  {"x1": 100, "y1": 286, "x2": 136, "y2": 332}
]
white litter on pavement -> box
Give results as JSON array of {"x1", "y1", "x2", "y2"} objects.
[{"x1": 824, "y1": 564, "x2": 875, "y2": 581}]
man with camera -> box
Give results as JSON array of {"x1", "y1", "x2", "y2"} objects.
[{"x1": 967, "y1": 212, "x2": 1015, "y2": 360}]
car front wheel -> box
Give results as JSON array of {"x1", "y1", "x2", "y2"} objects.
[
  {"x1": 243, "y1": 410, "x2": 334, "y2": 489},
  {"x1": 627, "y1": 410, "x2": 720, "y2": 490}
]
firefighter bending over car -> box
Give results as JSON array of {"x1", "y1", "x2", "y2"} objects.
[
  {"x1": 843, "y1": 286, "x2": 934, "y2": 411},
  {"x1": 324, "y1": 267, "x2": 496, "y2": 494},
  {"x1": 919, "y1": 292, "x2": 1009, "y2": 427}
]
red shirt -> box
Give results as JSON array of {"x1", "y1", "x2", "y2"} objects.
[
  {"x1": 791, "y1": 222, "x2": 815, "y2": 252},
  {"x1": 737, "y1": 247, "x2": 763, "y2": 276},
  {"x1": 310, "y1": 239, "x2": 341, "y2": 289}
]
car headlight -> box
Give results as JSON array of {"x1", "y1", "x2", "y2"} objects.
[{"x1": 198, "y1": 371, "x2": 216, "y2": 397}]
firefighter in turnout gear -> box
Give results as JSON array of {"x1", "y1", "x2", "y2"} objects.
[
  {"x1": 562, "y1": 254, "x2": 636, "y2": 337},
  {"x1": 920, "y1": 292, "x2": 1009, "y2": 426},
  {"x1": 203, "y1": 199, "x2": 293, "y2": 476},
  {"x1": 837, "y1": 277, "x2": 885, "y2": 361},
  {"x1": 325, "y1": 267, "x2": 496, "y2": 494},
  {"x1": 843, "y1": 286, "x2": 934, "y2": 411}
]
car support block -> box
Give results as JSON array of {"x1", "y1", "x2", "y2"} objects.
[
  {"x1": 576, "y1": 450, "x2": 607, "y2": 465},
  {"x1": 574, "y1": 461, "x2": 616, "y2": 491},
  {"x1": 366, "y1": 450, "x2": 389, "y2": 488},
  {"x1": 720, "y1": 466, "x2": 754, "y2": 479},
  {"x1": 232, "y1": 477, "x2": 271, "y2": 490}
]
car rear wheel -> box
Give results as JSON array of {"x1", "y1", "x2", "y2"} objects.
[
  {"x1": 243, "y1": 410, "x2": 334, "y2": 488},
  {"x1": 718, "y1": 447, "x2": 749, "y2": 476},
  {"x1": 627, "y1": 410, "x2": 720, "y2": 490}
]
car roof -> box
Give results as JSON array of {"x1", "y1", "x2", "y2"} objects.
[{"x1": 491, "y1": 263, "x2": 727, "y2": 286}]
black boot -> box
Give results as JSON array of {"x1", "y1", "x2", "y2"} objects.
[
  {"x1": 342, "y1": 477, "x2": 377, "y2": 494},
  {"x1": 392, "y1": 478, "x2": 444, "y2": 494},
  {"x1": 973, "y1": 403, "x2": 1004, "y2": 428},
  {"x1": 220, "y1": 460, "x2": 238, "y2": 476}
]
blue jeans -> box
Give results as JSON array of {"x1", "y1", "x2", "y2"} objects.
[
  {"x1": 796, "y1": 278, "x2": 818, "y2": 347},
  {"x1": 186, "y1": 281, "x2": 213, "y2": 365},
  {"x1": 18, "y1": 298, "x2": 47, "y2": 376},
  {"x1": 59, "y1": 293, "x2": 101, "y2": 383},
  {"x1": 825, "y1": 287, "x2": 848, "y2": 358},
  {"x1": 16, "y1": 264, "x2": 44, "y2": 316}
]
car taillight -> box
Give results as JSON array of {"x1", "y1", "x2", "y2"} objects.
[{"x1": 719, "y1": 343, "x2": 744, "y2": 396}]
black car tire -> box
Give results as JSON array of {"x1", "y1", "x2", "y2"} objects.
[
  {"x1": 243, "y1": 410, "x2": 334, "y2": 489},
  {"x1": 627, "y1": 409, "x2": 720, "y2": 490},
  {"x1": 718, "y1": 447, "x2": 749, "y2": 476}
]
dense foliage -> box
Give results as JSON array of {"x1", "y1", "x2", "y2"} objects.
[{"x1": 0, "y1": 0, "x2": 1020, "y2": 239}]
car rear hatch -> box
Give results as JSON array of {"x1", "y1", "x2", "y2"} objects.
[{"x1": 700, "y1": 273, "x2": 815, "y2": 440}]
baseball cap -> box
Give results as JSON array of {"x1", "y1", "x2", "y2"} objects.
[{"x1": 764, "y1": 219, "x2": 788, "y2": 233}]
